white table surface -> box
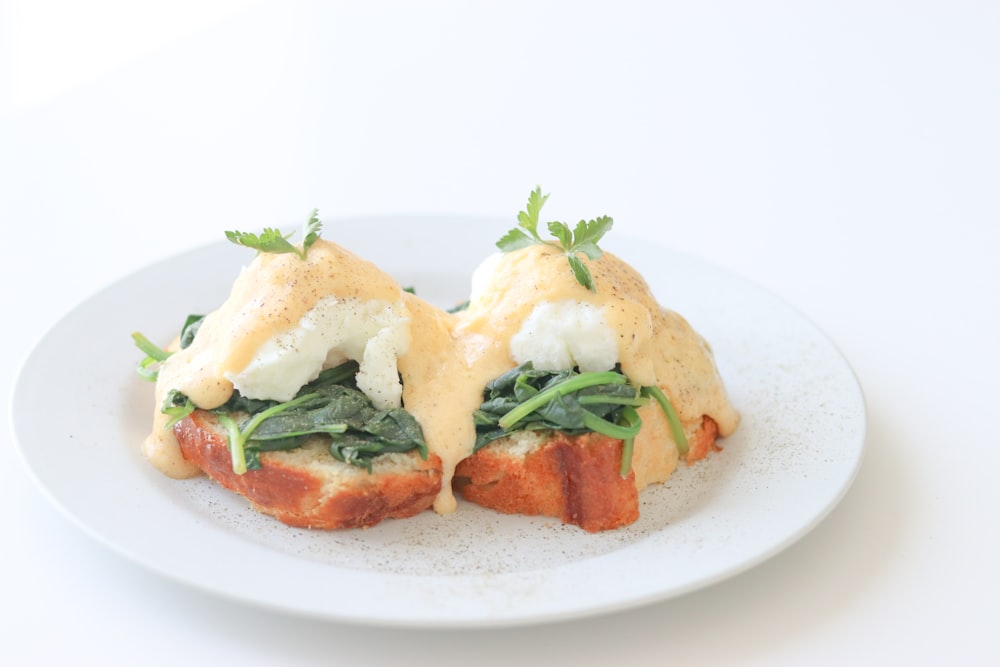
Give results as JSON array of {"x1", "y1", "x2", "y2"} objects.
[{"x1": 2, "y1": 1, "x2": 997, "y2": 664}]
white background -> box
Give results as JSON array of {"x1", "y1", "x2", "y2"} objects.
[{"x1": 2, "y1": 1, "x2": 997, "y2": 665}]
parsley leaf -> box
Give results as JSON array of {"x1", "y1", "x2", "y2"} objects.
[
  {"x1": 301, "y1": 208, "x2": 321, "y2": 253},
  {"x1": 226, "y1": 209, "x2": 323, "y2": 259},
  {"x1": 495, "y1": 227, "x2": 537, "y2": 252},
  {"x1": 496, "y1": 187, "x2": 613, "y2": 292},
  {"x1": 517, "y1": 186, "x2": 549, "y2": 239}
]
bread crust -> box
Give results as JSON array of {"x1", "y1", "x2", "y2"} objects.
[
  {"x1": 454, "y1": 416, "x2": 721, "y2": 532},
  {"x1": 686, "y1": 415, "x2": 721, "y2": 464},
  {"x1": 174, "y1": 410, "x2": 442, "y2": 529},
  {"x1": 455, "y1": 431, "x2": 639, "y2": 532}
]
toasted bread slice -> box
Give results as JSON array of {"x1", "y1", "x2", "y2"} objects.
[
  {"x1": 453, "y1": 415, "x2": 720, "y2": 532},
  {"x1": 173, "y1": 410, "x2": 443, "y2": 529},
  {"x1": 454, "y1": 430, "x2": 639, "y2": 532}
]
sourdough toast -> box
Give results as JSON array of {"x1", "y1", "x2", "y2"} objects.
[
  {"x1": 174, "y1": 410, "x2": 443, "y2": 529},
  {"x1": 454, "y1": 416, "x2": 720, "y2": 532}
]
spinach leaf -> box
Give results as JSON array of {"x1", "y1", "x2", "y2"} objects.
[
  {"x1": 236, "y1": 376, "x2": 428, "y2": 473},
  {"x1": 473, "y1": 362, "x2": 642, "y2": 450},
  {"x1": 170, "y1": 360, "x2": 427, "y2": 475},
  {"x1": 178, "y1": 314, "x2": 205, "y2": 349},
  {"x1": 329, "y1": 409, "x2": 426, "y2": 470}
]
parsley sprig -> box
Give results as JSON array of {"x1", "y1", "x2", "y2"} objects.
[
  {"x1": 225, "y1": 208, "x2": 322, "y2": 259},
  {"x1": 496, "y1": 187, "x2": 613, "y2": 292}
]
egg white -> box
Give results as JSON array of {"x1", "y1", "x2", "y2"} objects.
[
  {"x1": 510, "y1": 299, "x2": 618, "y2": 372},
  {"x1": 225, "y1": 296, "x2": 410, "y2": 409}
]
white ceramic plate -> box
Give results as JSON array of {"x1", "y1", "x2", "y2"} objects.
[{"x1": 11, "y1": 216, "x2": 865, "y2": 628}]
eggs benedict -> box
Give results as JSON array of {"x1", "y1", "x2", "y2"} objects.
[
  {"x1": 139, "y1": 214, "x2": 451, "y2": 528},
  {"x1": 136, "y1": 193, "x2": 739, "y2": 532},
  {"x1": 451, "y1": 188, "x2": 739, "y2": 530}
]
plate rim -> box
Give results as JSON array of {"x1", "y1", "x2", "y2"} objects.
[{"x1": 9, "y1": 216, "x2": 867, "y2": 628}]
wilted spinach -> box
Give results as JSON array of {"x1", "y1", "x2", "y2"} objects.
[
  {"x1": 213, "y1": 360, "x2": 427, "y2": 474},
  {"x1": 473, "y1": 362, "x2": 688, "y2": 476}
]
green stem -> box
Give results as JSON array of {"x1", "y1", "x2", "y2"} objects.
[
  {"x1": 131, "y1": 331, "x2": 171, "y2": 362},
  {"x1": 135, "y1": 356, "x2": 159, "y2": 382},
  {"x1": 581, "y1": 410, "x2": 642, "y2": 441},
  {"x1": 217, "y1": 392, "x2": 325, "y2": 475},
  {"x1": 618, "y1": 407, "x2": 642, "y2": 477},
  {"x1": 240, "y1": 392, "x2": 322, "y2": 442},
  {"x1": 577, "y1": 394, "x2": 648, "y2": 407},
  {"x1": 642, "y1": 385, "x2": 688, "y2": 457},
  {"x1": 217, "y1": 413, "x2": 247, "y2": 475}
]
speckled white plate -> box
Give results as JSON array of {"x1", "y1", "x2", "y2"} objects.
[{"x1": 11, "y1": 216, "x2": 865, "y2": 628}]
